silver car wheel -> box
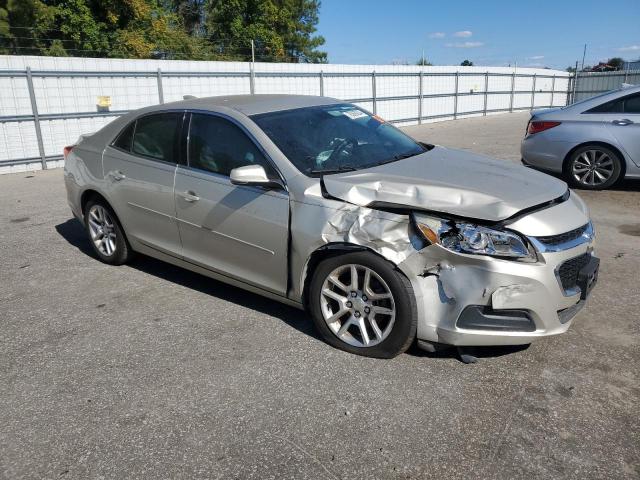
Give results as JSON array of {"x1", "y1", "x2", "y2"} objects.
[
  {"x1": 87, "y1": 205, "x2": 117, "y2": 256},
  {"x1": 571, "y1": 149, "x2": 614, "y2": 186},
  {"x1": 320, "y1": 264, "x2": 396, "y2": 348}
]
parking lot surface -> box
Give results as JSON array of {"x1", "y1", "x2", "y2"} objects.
[{"x1": 1, "y1": 112, "x2": 639, "y2": 479}]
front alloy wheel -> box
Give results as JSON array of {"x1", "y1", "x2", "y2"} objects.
[
  {"x1": 309, "y1": 252, "x2": 417, "y2": 358},
  {"x1": 320, "y1": 264, "x2": 396, "y2": 348}
]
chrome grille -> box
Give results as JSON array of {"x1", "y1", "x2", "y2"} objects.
[
  {"x1": 536, "y1": 224, "x2": 588, "y2": 247},
  {"x1": 529, "y1": 222, "x2": 593, "y2": 253}
]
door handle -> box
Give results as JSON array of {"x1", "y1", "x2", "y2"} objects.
[
  {"x1": 612, "y1": 119, "x2": 634, "y2": 126},
  {"x1": 110, "y1": 170, "x2": 126, "y2": 181},
  {"x1": 180, "y1": 191, "x2": 200, "y2": 202}
]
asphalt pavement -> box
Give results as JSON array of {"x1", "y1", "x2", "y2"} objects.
[{"x1": 1, "y1": 112, "x2": 639, "y2": 479}]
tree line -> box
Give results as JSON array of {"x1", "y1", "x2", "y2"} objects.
[{"x1": 0, "y1": 0, "x2": 327, "y2": 62}]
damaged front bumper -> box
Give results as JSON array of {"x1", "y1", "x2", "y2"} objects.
[{"x1": 399, "y1": 239, "x2": 597, "y2": 347}]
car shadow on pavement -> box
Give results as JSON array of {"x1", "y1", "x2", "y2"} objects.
[
  {"x1": 54, "y1": 218, "x2": 319, "y2": 341},
  {"x1": 406, "y1": 343, "x2": 530, "y2": 362},
  {"x1": 56, "y1": 218, "x2": 531, "y2": 362},
  {"x1": 532, "y1": 169, "x2": 640, "y2": 192}
]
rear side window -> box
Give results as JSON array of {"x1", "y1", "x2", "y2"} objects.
[
  {"x1": 624, "y1": 94, "x2": 640, "y2": 113},
  {"x1": 112, "y1": 121, "x2": 135, "y2": 151},
  {"x1": 586, "y1": 98, "x2": 624, "y2": 113},
  {"x1": 132, "y1": 113, "x2": 182, "y2": 162},
  {"x1": 585, "y1": 93, "x2": 640, "y2": 114}
]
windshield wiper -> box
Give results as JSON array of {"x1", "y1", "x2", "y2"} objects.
[
  {"x1": 393, "y1": 152, "x2": 421, "y2": 161},
  {"x1": 309, "y1": 165, "x2": 357, "y2": 175}
]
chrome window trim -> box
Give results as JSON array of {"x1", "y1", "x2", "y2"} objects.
[{"x1": 528, "y1": 221, "x2": 594, "y2": 253}]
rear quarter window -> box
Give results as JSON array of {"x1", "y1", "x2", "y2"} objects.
[{"x1": 112, "y1": 121, "x2": 135, "y2": 151}]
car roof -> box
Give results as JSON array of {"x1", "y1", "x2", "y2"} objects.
[
  {"x1": 153, "y1": 94, "x2": 344, "y2": 116},
  {"x1": 564, "y1": 84, "x2": 640, "y2": 111}
]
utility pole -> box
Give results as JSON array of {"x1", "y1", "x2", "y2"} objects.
[
  {"x1": 581, "y1": 44, "x2": 587, "y2": 71},
  {"x1": 250, "y1": 40, "x2": 256, "y2": 94},
  {"x1": 421, "y1": 48, "x2": 425, "y2": 66},
  {"x1": 571, "y1": 60, "x2": 579, "y2": 104}
]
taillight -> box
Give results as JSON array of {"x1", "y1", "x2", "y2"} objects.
[
  {"x1": 63, "y1": 145, "x2": 75, "y2": 159},
  {"x1": 527, "y1": 121, "x2": 561, "y2": 135}
]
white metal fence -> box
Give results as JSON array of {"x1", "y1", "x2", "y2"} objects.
[
  {"x1": 0, "y1": 55, "x2": 570, "y2": 173},
  {"x1": 569, "y1": 70, "x2": 640, "y2": 103}
]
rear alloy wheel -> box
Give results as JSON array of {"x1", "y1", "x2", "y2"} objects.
[
  {"x1": 309, "y1": 252, "x2": 417, "y2": 358},
  {"x1": 566, "y1": 145, "x2": 622, "y2": 190},
  {"x1": 84, "y1": 199, "x2": 133, "y2": 265}
]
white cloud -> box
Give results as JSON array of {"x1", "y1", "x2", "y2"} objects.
[
  {"x1": 617, "y1": 45, "x2": 640, "y2": 52},
  {"x1": 429, "y1": 32, "x2": 445, "y2": 38},
  {"x1": 529, "y1": 55, "x2": 545, "y2": 60},
  {"x1": 453, "y1": 31, "x2": 473, "y2": 38},
  {"x1": 445, "y1": 41, "x2": 484, "y2": 48}
]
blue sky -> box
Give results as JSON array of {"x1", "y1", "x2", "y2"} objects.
[{"x1": 317, "y1": 0, "x2": 640, "y2": 68}]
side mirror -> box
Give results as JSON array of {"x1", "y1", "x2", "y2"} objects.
[{"x1": 229, "y1": 164, "x2": 283, "y2": 190}]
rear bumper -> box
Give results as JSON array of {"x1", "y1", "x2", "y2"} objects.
[{"x1": 520, "y1": 134, "x2": 575, "y2": 174}]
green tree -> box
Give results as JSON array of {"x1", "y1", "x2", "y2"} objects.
[
  {"x1": 607, "y1": 57, "x2": 624, "y2": 70},
  {"x1": 169, "y1": 0, "x2": 206, "y2": 36},
  {"x1": 416, "y1": 57, "x2": 433, "y2": 66},
  {"x1": 0, "y1": 0, "x2": 206, "y2": 58},
  {"x1": 0, "y1": 0, "x2": 327, "y2": 61},
  {"x1": 205, "y1": 0, "x2": 326, "y2": 62},
  {"x1": 460, "y1": 59, "x2": 473, "y2": 66}
]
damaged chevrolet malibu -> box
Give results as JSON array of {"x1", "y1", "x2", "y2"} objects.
[{"x1": 64, "y1": 95, "x2": 599, "y2": 359}]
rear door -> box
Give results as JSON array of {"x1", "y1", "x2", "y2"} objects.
[
  {"x1": 102, "y1": 112, "x2": 184, "y2": 255},
  {"x1": 173, "y1": 112, "x2": 289, "y2": 295},
  {"x1": 588, "y1": 93, "x2": 640, "y2": 166}
]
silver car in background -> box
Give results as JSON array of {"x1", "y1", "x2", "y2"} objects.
[
  {"x1": 521, "y1": 85, "x2": 640, "y2": 189},
  {"x1": 64, "y1": 95, "x2": 599, "y2": 359}
]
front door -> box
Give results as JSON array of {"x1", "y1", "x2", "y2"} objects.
[
  {"x1": 102, "y1": 112, "x2": 184, "y2": 255},
  {"x1": 174, "y1": 113, "x2": 289, "y2": 295}
]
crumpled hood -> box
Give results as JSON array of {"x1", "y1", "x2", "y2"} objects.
[{"x1": 322, "y1": 146, "x2": 568, "y2": 221}]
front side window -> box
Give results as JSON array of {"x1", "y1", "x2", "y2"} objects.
[
  {"x1": 251, "y1": 104, "x2": 426, "y2": 176},
  {"x1": 131, "y1": 113, "x2": 181, "y2": 161},
  {"x1": 188, "y1": 113, "x2": 275, "y2": 177}
]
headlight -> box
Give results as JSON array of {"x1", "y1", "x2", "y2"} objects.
[{"x1": 412, "y1": 212, "x2": 537, "y2": 261}]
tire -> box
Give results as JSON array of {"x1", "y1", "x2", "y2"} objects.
[
  {"x1": 309, "y1": 251, "x2": 417, "y2": 359},
  {"x1": 564, "y1": 145, "x2": 623, "y2": 190},
  {"x1": 84, "y1": 198, "x2": 134, "y2": 265}
]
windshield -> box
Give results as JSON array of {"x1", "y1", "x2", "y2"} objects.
[{"x1": 251, "y1": 103, "x2": 426, "y2": 176}]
